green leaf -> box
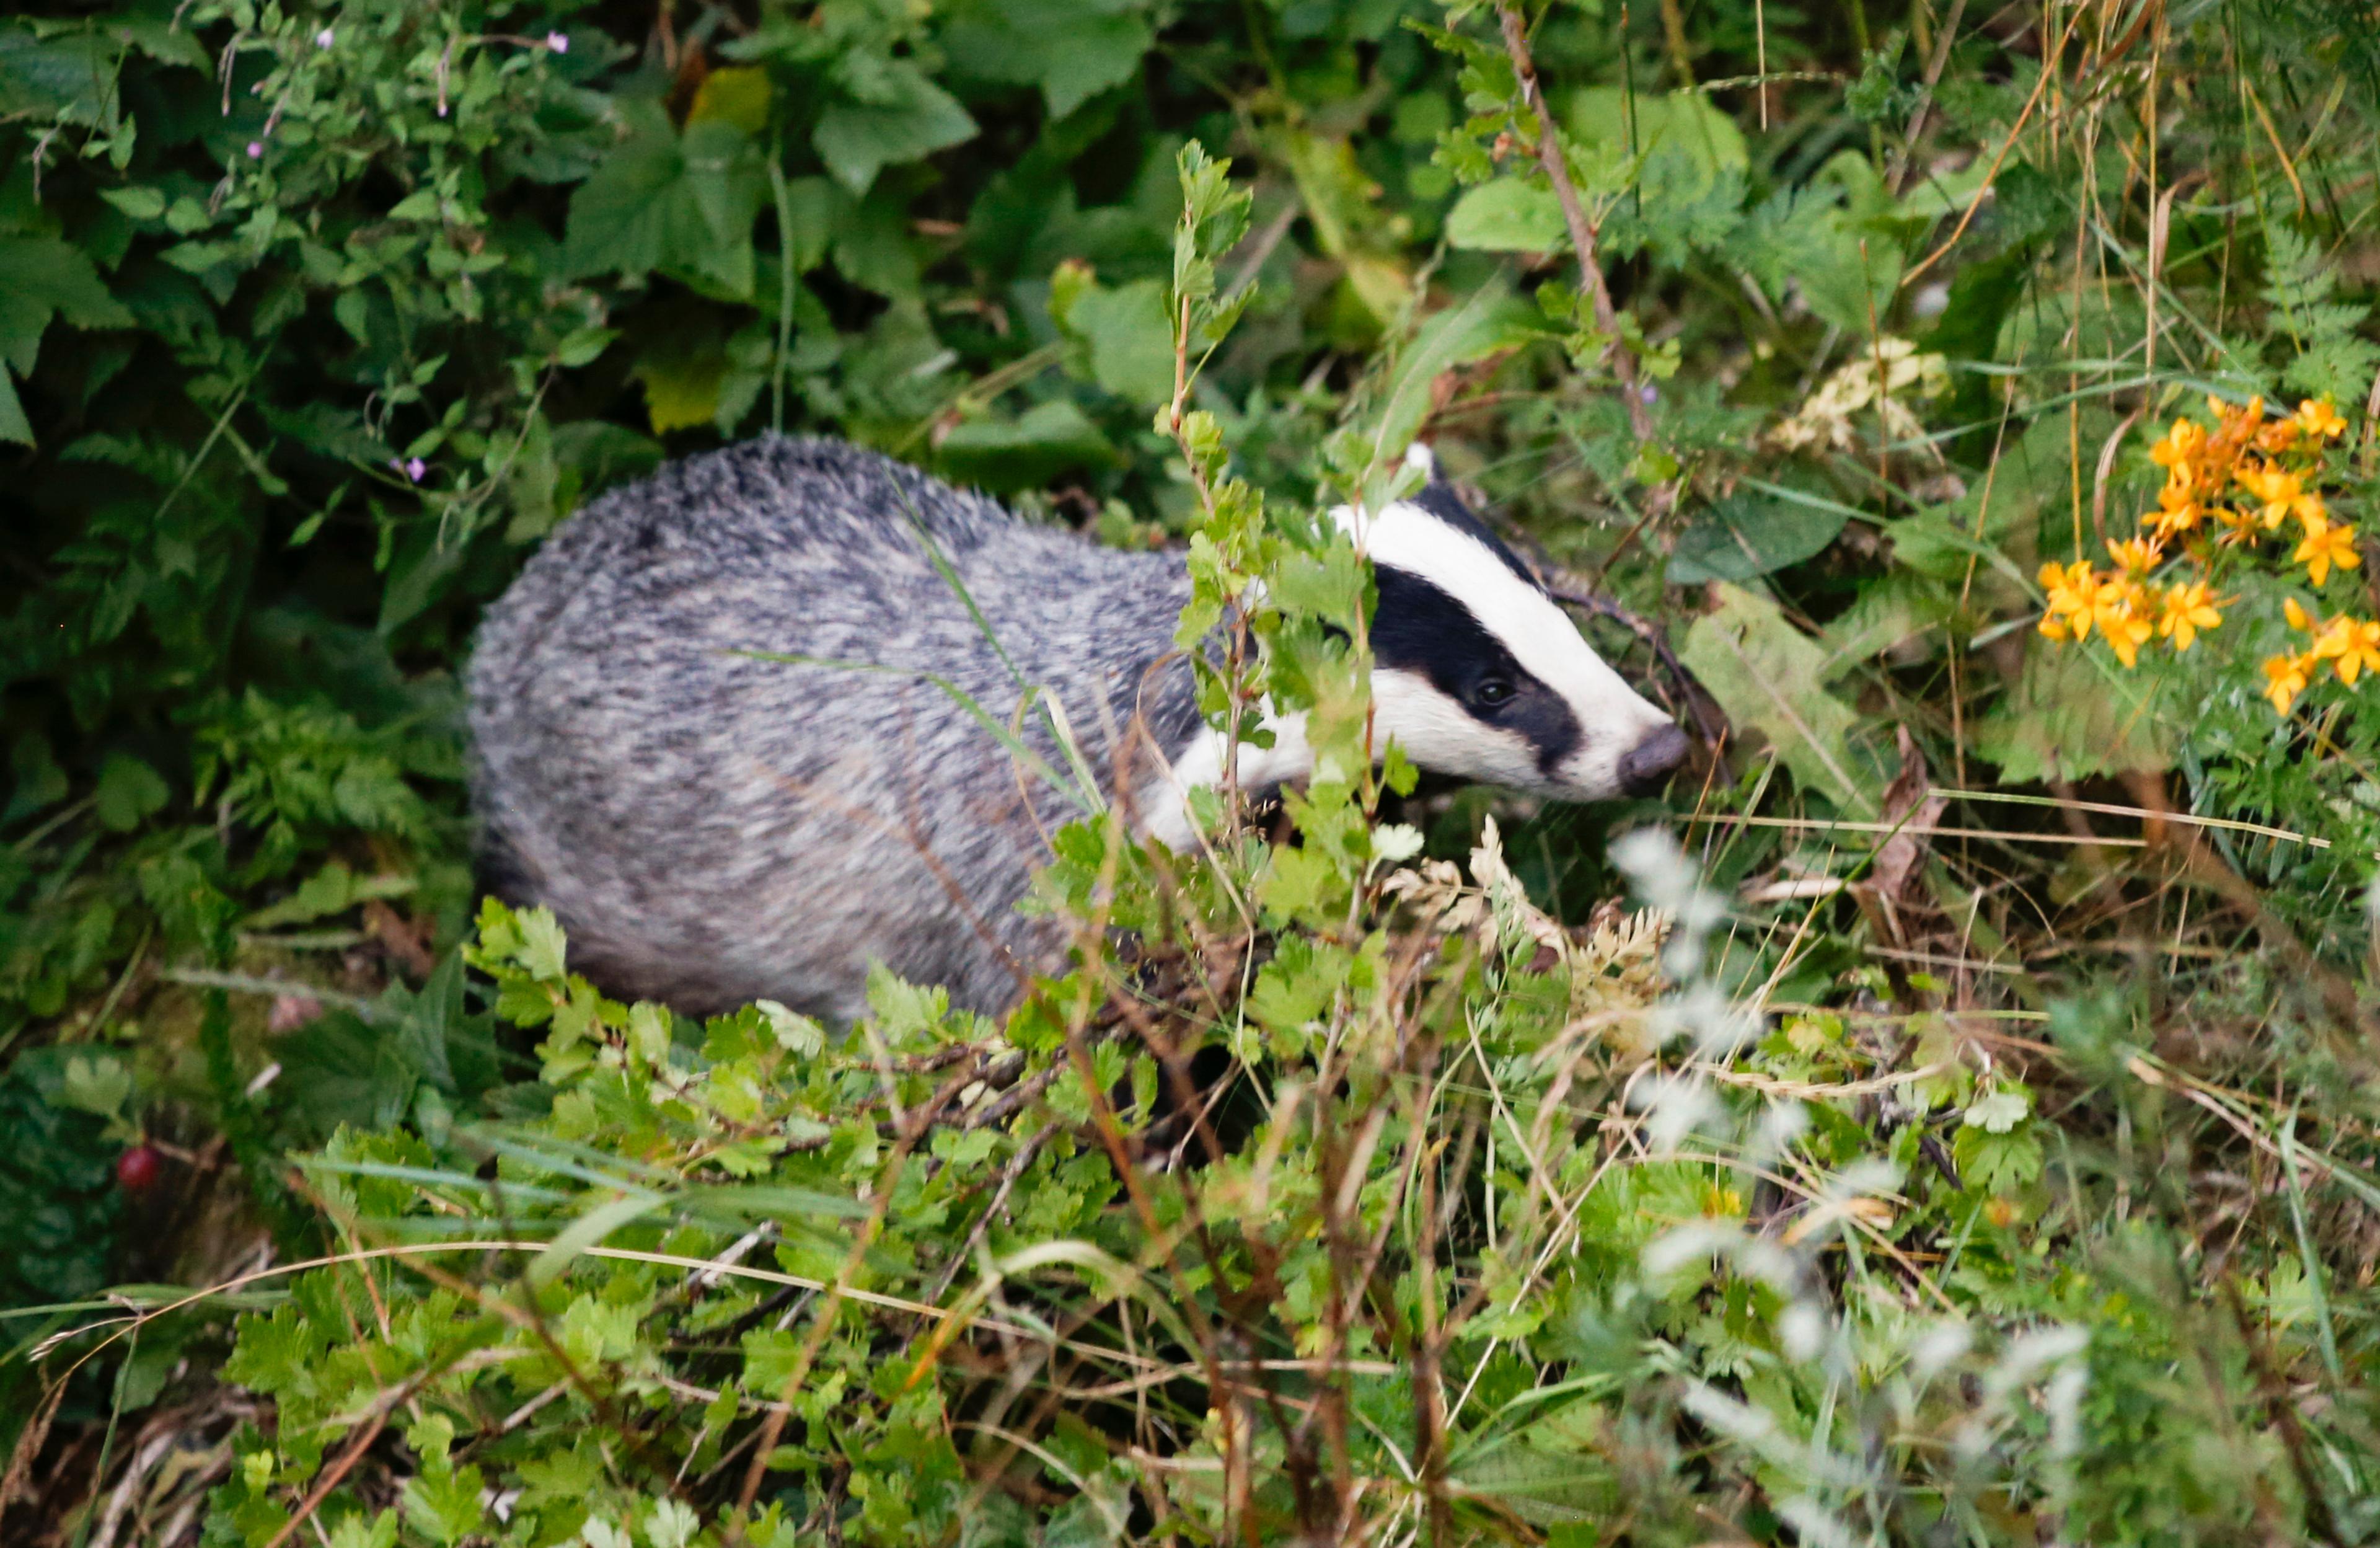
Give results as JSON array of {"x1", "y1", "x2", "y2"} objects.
[
  {"x1": 945, "y1": 0, "x2": 1153, "y2": 118},
  {"x1": 688, "y1": 66, "x2": 774, "y2": 135},
  {"x1": 636, "y1": 342, "x2": 728, "y2": 435},
  {"x1": 55, "y1": 1053, "x2": 131, "y2": 1121},
  {"x1": 813, "y1": 59, "x2": 977, "y2": 195},
  {"x1": 935, "y1": 399, "x2": 1115, "y2": 492},
  {"x1": 562, "y1": 102, "x2": 766, "y2": 299},
  {"x1": 1971, "y1": 635, "x2": 2172, "y2": 782},
  {"x1": 95, "y1": 752, "x2": 169, "y2": 831},
  {"x1": 1443, "y1": 179, "x2": 1566, "y2": 252},
  {"x1": 0, "y1": 233, "x2": 135, "y2": 444},
  {"x1": 1679, "y1": 584, "x2": 1880, "y2": 815},
  {"x1": 1364, "y1": 282, "x2": 1537, "y2": 466},
  {"x1": 400, "y1": 1462, "x2": 487, "y2": 1546},
  {"x1": 1667, "y1": 493, "x2": 1848, "y2": 584},
  {"x1": 1064, "y1": 276, "x2": 1175, "y2": 404},
  {"x1": 1963, "y1": 1089, "x2": 2030, "y2": 1134},
  {"x1": 1955, "y1": 1122, "x2": 2043, "y2": 1194},
  {"x1": 0, "y1": 363, "x2": 27, "y2": 444}
]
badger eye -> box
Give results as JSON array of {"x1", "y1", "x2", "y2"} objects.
[{"x1": 1471, "y1": 678, "x2": 1515, "y2": 710}]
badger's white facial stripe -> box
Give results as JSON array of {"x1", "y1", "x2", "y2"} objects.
[
  {"x1": 1372, "y1": 667, "x2": 1540, "y2": 785},
  {"x1": 1336, "y1": 487, "x2": 1673, "y2": 797}
]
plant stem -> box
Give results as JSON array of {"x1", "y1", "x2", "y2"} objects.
[{"x1": 1494, "y1": 1, "x2": 1657, "y2": 444}]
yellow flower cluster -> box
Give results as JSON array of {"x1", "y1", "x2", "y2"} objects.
[{"x1": 2037, "y1": 395, "x2": 2356, "y2": 714}]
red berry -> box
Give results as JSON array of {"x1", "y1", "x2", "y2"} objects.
[{"x1": 116, "y1": 1144, "x2": 161, "y2": 1193}]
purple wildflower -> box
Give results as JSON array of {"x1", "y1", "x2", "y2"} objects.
[
  {"x1": 545, "y1": 30, "x2": 568, "y2": 52},
  {"x1": 247, "y1": 141, "x2": 263, "y2": 159},
  {"x1": 405, "y1": 457, "x2": 427, "y2": 482},
  {"x1": 315, "y1": 27, "x2": 334, "y2": 47}
]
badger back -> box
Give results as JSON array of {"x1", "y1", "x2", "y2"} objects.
[{"x1": 467, "y1": 436, "x2": 1198, "y2": 1024}]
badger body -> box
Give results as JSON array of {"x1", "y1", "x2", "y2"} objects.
[{"x1": 469, "y1": 436, "x2": 1683, "y2": 1025}]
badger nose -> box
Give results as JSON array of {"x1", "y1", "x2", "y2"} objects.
[{"x1": 1618, "y1": 724, "x2": 1690, "y2": 796}]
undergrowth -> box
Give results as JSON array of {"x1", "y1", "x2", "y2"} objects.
[{"x1": 9, "y1": 0, "x2": 2380, "y2": 1542}]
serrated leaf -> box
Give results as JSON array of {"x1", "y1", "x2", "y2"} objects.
[
  {"x1": 1963, "y1": 1089, "x2": 2029, "y2": 1133},
  {"x1": 562, "y1": 102, "x2": 765, "y2": 298},
  {"x1": 813, "y1": 59, "x2": 977, "y2": 195}
]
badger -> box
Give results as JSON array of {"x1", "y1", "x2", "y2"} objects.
[{"x1": 467, "y1": 436, "x2": 1686, "y2": 1025}]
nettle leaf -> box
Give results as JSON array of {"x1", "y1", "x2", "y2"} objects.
[
  {"x1": 563, "y1": 100, "x2": 767, "y2": 299},
  {"x1": 813, "y1": 56, "x2": 978, "y2": 195}
]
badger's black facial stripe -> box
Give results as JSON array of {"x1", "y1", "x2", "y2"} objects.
[
  {"x1": 1408, "y1": 481, "x2": 1545, "y2": 591},
  {"x1": 1373, "y1": 564, "x2": 1582, "y2": 776}
]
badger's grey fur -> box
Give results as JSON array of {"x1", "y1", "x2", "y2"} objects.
[{"x1": 468, "y1": 435, "x2": 1683, "y2": 1025}]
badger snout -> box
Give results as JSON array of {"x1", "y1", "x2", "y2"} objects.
[{"x1": 1616, "y1": 723, "x2": 1690, "y2": 795}]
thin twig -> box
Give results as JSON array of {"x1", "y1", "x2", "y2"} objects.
[{"x1": 1494, "y1": 1, "x2": 1655, "y2": 445}]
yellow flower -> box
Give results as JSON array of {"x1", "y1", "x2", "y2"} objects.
[
  {"x1": 2296, "y1": 397, "x2": 2348, "y2": 440},
  {"x1": 2038, "y1": 611, "x2": 2071, "y2": 641},
  {"x1": 2155, "y1": 581, "x2": 2222, "y2": 651},
  {"x1": 2149, "y1": 417, "x2": 2205, "y2": 472},
  {"x1": 2146, "y1": 477, "x2": 2203, "y2": 540},
  {"x1": 2106, "y1": 535, "x2": 2163, "y2": 575},
  {"x1": 2038, "y1": 560, "x2": 2100, "y2": 639},
  {"x1": 2211, "y1": 500, "x2": 2262, "y2": 547},
  {"x1": 2286, "y1": 595, "x2": 2317, "y2": 632},
  {"x1": 2330, "y1": 618, "x2": 2380, "y2": 685},
  {"x1": 2263, "y1": 651, "x2": 2314, "y2": 714},
  {"x1": 2238, "y1": 462, "x2": 2324, "y2": 530},
  {"x1": 2092, "y1": 579, "x2": 2154, "y2": 667},
  {"x1": 2213, "y1": 392, "x2": 2266, "y2": 428},
  {"x1": 2294, "y1": 515, "x2": 2362, "y2": 586}
]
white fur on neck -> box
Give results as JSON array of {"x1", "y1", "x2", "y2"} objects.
[{"x1": 1135, "y1": 714, "x2": 1315, "y2": 851}]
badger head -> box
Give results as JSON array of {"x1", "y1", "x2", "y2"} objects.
[
  {"x1": 1346, "y1": 451, "x2": 1687, "y2": 802},
  {"x1": 1137, "y1": 451, "x2": 1686, "y2": 851}
]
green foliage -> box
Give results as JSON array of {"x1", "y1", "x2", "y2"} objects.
[{"x1": 9, "y1": 0, "x2": 2380, "y2": 1541}]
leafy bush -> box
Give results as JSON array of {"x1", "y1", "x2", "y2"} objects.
[{"x1": 11, "y1": 0, "x2": 2380, "y2": 1542}]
